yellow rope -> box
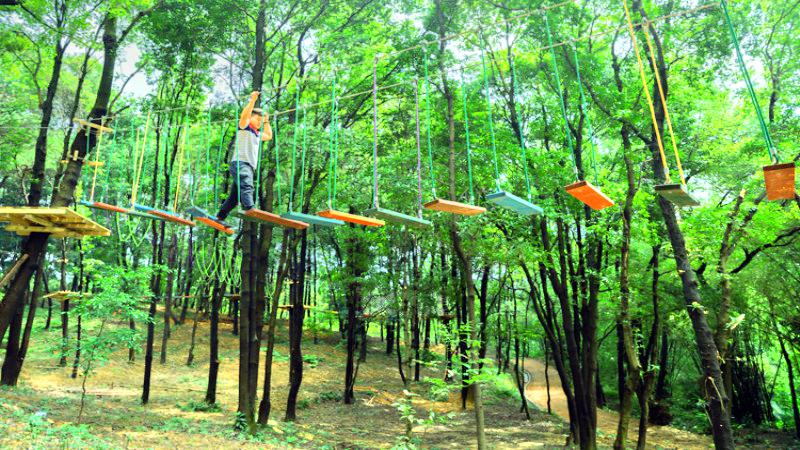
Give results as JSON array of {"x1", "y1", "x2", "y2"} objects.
[
  {"x1": 642, "y1": 20, "x2": 687, "y2": 186},
  {"x1": 89, "y1": 122, "x2": 108, "y2": 202},
  {"x1": 173, "y1": 124, "x2": 189, "y2": 212},
  {"x1": 621, "y1": 0, "x2": 671, "y2": 183},
  {"x1": 130, "y1": 110, "x2": 152, "y2": 207}
]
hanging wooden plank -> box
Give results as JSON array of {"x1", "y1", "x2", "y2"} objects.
[
  {"x1": 80, "y1": 200, "x2": 129, "y2": 214},
  {"x1": 317, "y1": 209, "x2": 385, "y2": 227},
  {"x1": 763, "y1": 162, "x2": 796, "y2": 201},
  {"x1": 486, "y1": 190, "x2": 543, "y2": 216},
  {"x1": 654, "y1": 183, "x2": 701, "y2": 207},
  {"x1": 423, "y1": 198, "x2": 486, "y2": 216},
  {"x1": 235, "y1": 208, "x2": 309, "y2": 230},
  {"x1": 364, "y1": 207, "x2": 431, "y2": 228},
  {"x1": 282, "y1": 211, "x2": 344, "y2": 227},
  {"x1": 187, "y1": 206, "x2": 234, "y2": 235},
  {"x1": 564, "y1": 180, "x2": 615, "y2": 210}
]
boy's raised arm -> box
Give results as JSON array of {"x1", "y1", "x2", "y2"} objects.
[
  {"x1": 239, "y1": 91, "x2": 259, "y2": 129},
  {"x1": 261, "y1": 112, "x2": 273, "y2": 141}
]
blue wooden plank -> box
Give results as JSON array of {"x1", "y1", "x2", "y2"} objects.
[
  {"x1": 364, "y1": 207, "x2": 432, "y2": 228},
  {"x1": 486, "y1": 190, "x2": 543, "y2": 215}
]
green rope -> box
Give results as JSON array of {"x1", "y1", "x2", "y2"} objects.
[
  {"x1": 460, "y1": 70, "x2": 475, "y2": 202},
  {"x1": 720, "y1": 0, "x2": 779, "y2": 163},
  {"x1": 328, "y1": 71, "x2": 338, "y2": 209},
  {"x1": 299, "y1": 104, "x2": 308, "y2": 210},
  {"x1": 423, "y1": 48, "x2": 437, "y2": 198},
  {"x1": 509, "y1": 50, "x2": 533, "y2": 201},
  {"x1": 572, "y1": 46, "x2": 599, "y2": 184},
  {"x1": 480, "y1": 45, "x2": 501, "y2": 191},
  {"x1": 289, "y1": 84, "x2": 301, "y2": 211},
  {"x1": 213, "y1": 119, "x2": 226, "y2": 206},
  {"x1": 274, "y1": 112, "x2": 282, "y2": 211},
  {"x1": 101, "y1": 119, "x2": 119, "y2": 203},
  {"x1": 544, "y1": 14, "x2": 579, "y2": 178},
  {"x1": 203, "y1": 110, "x2": 211, "y2": 205}
]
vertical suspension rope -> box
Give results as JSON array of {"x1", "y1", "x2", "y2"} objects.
[
  {"x1": 641, "y1": 20, "x2": 686, "y2": 186},
  {"x1": 130, "y1": 110, "x2": 152, "y2": 207},
  {"x1": 327, "y1": 70, "x2": 338, "y2": 209},
  {"x1": 372, "y1": 55, "x2": 380, "y2": 209},
  {"x1": 572, "y1": 46, "x2": 600, "y2": 184},
  {"x1": 298, "y1": 104, "x2": 308, "y2": 210},
  {"x1": 101, "y1": 120, "x2": 119, "y2": 203},
  {"x1": 413, "y1": 78, "x2": 424, "y2": 217},
  {"x1": 509, "y1": 50, "x2": 533, "y2": 201},
  {"x1": 422, "y1": 48, "x2": 437, "y2": 198},
  {"x1": 720, "y1": 0, "x2": 779, "y2": 163},
  {"x1": 460, "y1": 69, "x2": 476, "y2": 202},
  {"x1": 274, "y1": 112, "x2": 282, "y2": 211},
  {"x1": 621, "y1": 0, "x2": 672, "y2": 183},
  {"x1": 544, "y1": 14, "x2": 580, "y2": 178},
  {"x1": 289, "y1": 83, "x2": 301, "y2": 211},
  {"x1": 173, "y1": 122, "x2": 189, "y2": 212},
  {"x1": 480, "y1": 45, "x2": 501, "y2": 191}
]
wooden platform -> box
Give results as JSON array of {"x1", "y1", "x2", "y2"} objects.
[
  {"x1": 317, "y1": 209, "x2": 385, "y2": 227},
  {"x1": 277, "y1": 304, "x2": 312, "y2": 310},
  {"x1": 0, "y1": 207, "x2": 110, "y2": 238},
  {"x1": 423, "y1": 198, "x2": 486, "y2": 216},
  {"x1": 564, "y1": 180, "x2": 615, "y2": 210},
  {"x1": 763, "y1": 162, "x2": 796, "y2": 201}
]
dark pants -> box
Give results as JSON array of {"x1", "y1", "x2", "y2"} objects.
[{"x1": 217, "y1": 161, "x2": 254, "y2": 220}]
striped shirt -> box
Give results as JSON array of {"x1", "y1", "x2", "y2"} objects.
[{"x1": 234, "y1": 125, "x2": 260, "y2": 168}]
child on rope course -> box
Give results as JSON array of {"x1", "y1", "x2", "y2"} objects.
[{"x1": 216, "y1": 91, "x2": 273, "y2": 223}]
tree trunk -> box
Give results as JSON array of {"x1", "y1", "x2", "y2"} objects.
[{"x1": 285, "y1": 230, "x2": 308, "y2": 421}]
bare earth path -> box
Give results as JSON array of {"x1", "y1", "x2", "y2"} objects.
[{"x1": 522, "y1": 358, "x2": 712, "y2": 449}]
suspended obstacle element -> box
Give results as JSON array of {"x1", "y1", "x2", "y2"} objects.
[
  {"x1": 0, "y1": 207, "x2": 110, "y2": 238},
  {"x1": 126, "y1": 112, "x2": 169, "y2": 222},
  {"x1": 187, "y1": 206, "x2": 234, "y2": 234},
  {"x1": 622, "y1": 1, "x2": 699, "y2": 207},
  {"x1": 134, "y1": 204, "x2": 196, "y2": 226},
  {"x1": 316, "y1": 70, "x2": 385, "y2": 228},
  {"x1": 544, "y1": 15, "x2": 615, "y2": 211},
  {"x1": 416, "y1": 48, "x2": 485, "y2": 217},
  {"x1": 234, "y1": 208, "x2": 309, "y2": 229},
  {"x1": 280, "y1": 85, "x2": 343, "y2": 228},
  {"x1": 720, "y1": 0, "x2": 795, "y2": 200},
  {"x1": 76, "y1": 117, "x2": 133, "y2": 215},
  {"x1": 364, "y1": 58, "x2": 431, "y2": 228},
  {"x1": 763, "y1": 163, "x2": 796, "y2": 201},
  {"x1": 477, "y1": 42, "x2": 543, "y2": 216},
  {"x1": 317, "y1": 209, "x2": 385, "y2": 227},
  {"x1": 184, "y1": 117, "x2": 234, "y2": 235},
  {"x1": 229, "y1": 93, "x2": 310, "y2": 230},
  {"x1": 564, "y1": 180, "x2": 615, "y2": 209}
]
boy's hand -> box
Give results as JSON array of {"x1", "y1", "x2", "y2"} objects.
[{"x1": 250, "y1": 91, "x2": 260, "y2": 100}]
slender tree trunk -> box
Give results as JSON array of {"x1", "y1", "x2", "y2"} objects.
[{"x1": 285, "y1": 230, "x2": 308, "y2": 421}]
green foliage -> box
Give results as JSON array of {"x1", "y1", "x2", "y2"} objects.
[{"x1": 177, "y1": 401, "x2": 222, "y2": 413}]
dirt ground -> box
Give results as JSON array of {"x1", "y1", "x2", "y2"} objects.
[
  {"x1": 0, "y1": 311, "x2": 569, "y2": 449},
  {"x1": 522, "y1": 358, "x2": 712, "y2": 450}
]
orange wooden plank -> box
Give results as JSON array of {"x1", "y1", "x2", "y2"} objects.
[
  {"x1": 564, "y1": 180, "x2": 615, "y2": 211},
  {"x1": 149, "y1": 210, "x2": 196, "y2": 227},
  {"x1": 90, "y1": 202, "x2": 129, "y2": 214},
  {"x1": 243, "y1": 208, "x2": 309, "y2": 230},
  {"x1": 423, "y1": 198, "x2": 486, "y2": 216},
  {"x1": 317, "y1": 209, "x2": 385, "y2": 227},
  {"x1": 763, "y1": 163, "x2": 796, "y2": 201},
  {"x1": 196, "y1": 217, "x2": 234, "y2": 235}
]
